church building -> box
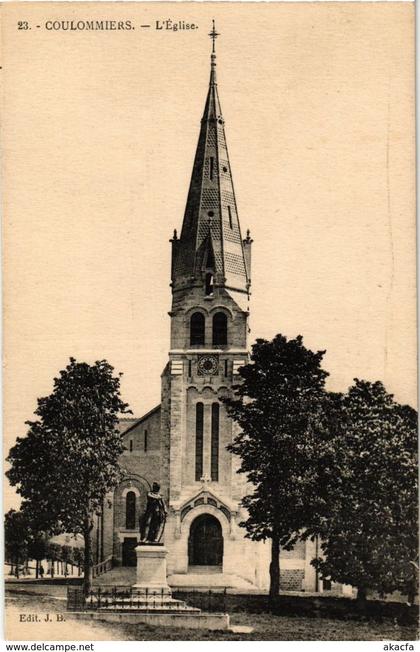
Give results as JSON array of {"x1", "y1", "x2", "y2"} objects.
[{"x1": 93, "y1": 26, "x2": 334, "y2": 594}]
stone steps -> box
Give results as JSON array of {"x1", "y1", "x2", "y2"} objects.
[
  {"x1": 168, "y1": 572, "x2": 257, "y2": 590},
  {"x1": 87, "y1": 594, "x2": 200, "y2": 613},
  {"x1": 71, "y1": 610, "x2": 230, "y2": 630},
  {"x1": 93, "y1": 567, "x2": 136, "y2": 587},
  {"x1": 96, "y1": 605, "x2": 200, "y2": 613},
  {"x1": 187, "y1": 565, "x2": 222, "y2": 574},
  {"x1": 94, "y1": 566, "x2": 257, "y2": 591}
]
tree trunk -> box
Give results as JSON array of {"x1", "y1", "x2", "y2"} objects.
[
  {"x1": 51, "y1": 560, "x2": 55, "y2": 578},
  {"x1": 269, "y1": 533, "x2": 280, "y2": 606},
  {"x1": 15, "y1": 555, "x2": 19, "y2": 579},
  {"x1": 356, "y1": 586, "x2": 367, "y2": 613},
  {"x1": 83, "y1": 515, "x2": 94, "y2": 596},
  {"x1": 407, "y1": 586, "x2": 416, "y2": 606},
  {"x1": 35, "y1": 559, "x2": 39, "y2": 579}
]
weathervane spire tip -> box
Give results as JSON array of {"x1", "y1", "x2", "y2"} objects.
[{"x1": 209, "y1": 19, "x2": 220, "y2": 56}]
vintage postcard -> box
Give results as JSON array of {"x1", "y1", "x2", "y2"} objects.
[{"x1": 2, "y1": 0, "x2": 417, "y2": 644}]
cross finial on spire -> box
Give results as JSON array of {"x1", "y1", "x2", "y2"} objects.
[{"x1": 209, "y1": 19, "x2": 219, "y2": 55}]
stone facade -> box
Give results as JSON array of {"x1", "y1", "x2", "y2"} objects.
[
  {"x1": 93, "y1": 407, "x2": 162, "y2": 567},
  {"x1": 91, "y1": 33, "x2": 344, "y2": 595}
]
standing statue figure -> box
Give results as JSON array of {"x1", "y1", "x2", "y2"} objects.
[{"x1": 139, "y1": 482, "x2": 167, "y2": 543}]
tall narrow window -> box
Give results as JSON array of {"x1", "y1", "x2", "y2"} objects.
[
  {"x1": 129, "y1": 439, "x2": 133, "y2": 452},
  {"x1": 210, "y1": 157, "x2": 214, "y2": 181},
  {"x1": 205, "y1": 273, "x2": 214, "y2": 296},
  {"x1": 144, "y1": 430, "x2": 148, "y2": 452},
  {"x1": 126, "y1": 491, "x2": 136, "y2": 529},
  {"x1": 195, "y1": 402, "x2": 204, "y2": 481},
  {"x1": 213, "y1": 312, "x2": 227, "y2": 345},
  {"x1": 188, "y1": 359, "x2": 192, "y2": 377},
  {"x1": 211, "y1": 403, "x2": 219, "y2": 481},
  {"x1": 190, "y1": 312, "x2": 205, "y2": 345},
  {"x1": 227, "y1": 205, "x2": 233, "y2": 229},
  {"x1": 224, "y1": 359, "x2": 228, "y2": 377}
]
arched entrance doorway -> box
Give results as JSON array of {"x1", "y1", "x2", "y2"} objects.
[{"x1": 188, "y1": 514, "x2": 223, "y2": 569}]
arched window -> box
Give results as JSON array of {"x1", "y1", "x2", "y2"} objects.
[
  {"x1": 190, "y1": 312, "x2": 205, "y2": 345},
  {"x1": 211, "y1": 403, "x2": 219, "y2": 481},
  {"x1": 212, "y1": 312, "x2": 227, "y2": 345},
  {"x1": 126, "y1": 491, "x2": 136, "y2": 529},
  {"x1": 195, "y1": 402, "x2": 204, "y2": 481}
]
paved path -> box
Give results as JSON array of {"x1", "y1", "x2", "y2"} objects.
[{"x1": 5, "y1": 592, "x2": 123, "y2": 641}]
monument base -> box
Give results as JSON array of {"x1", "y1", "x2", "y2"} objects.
[
  {"x1": 78, "y1": 545, "x2": 226, "y2": 624},
  {"x1": 71, "y1": 611, "x2": 230, "y2": 631},
  {"x1": 133, "y1": 544, "x2": 171, "y2": 592}
]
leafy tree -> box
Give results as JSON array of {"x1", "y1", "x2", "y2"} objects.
[
  {"x1": 5, "y1": 509, "x2": 29, "y2": 578},
  {"x1": 72, "y1": 546, "x2": 85, "y2": 576},
  {"x1": 224, "y1": 334, "x2": 332, "y2": 600},
  {"x1": 61, "y1": 545, "x2": 72, "y2": 577},
  {"x1": 312, "y1": 380, "x2": 418, "y2": 605},
  {"x1": 17, "y1": 503, "x2": 58, "y2": 578},
  {"x1": 7, "y1": 358, "x2": 130, "y2": 594},
  {"x1": 46, "y1": 542, "x2": 62, "y2": 578},
  {"x1": 28, "y1": 532, "x2": 48, "y2": 579}
]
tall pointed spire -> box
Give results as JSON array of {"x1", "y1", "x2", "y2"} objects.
[{"x1": 171, "y1": 23, "x2": 251, "y2": 297}]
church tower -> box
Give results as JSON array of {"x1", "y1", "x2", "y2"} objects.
[
  {"x1": 100, "y1": 24, "x2": 320, "y2": 592},
  {"x1": 161, "y1": 23, "x2": 257, "y2": 582}
]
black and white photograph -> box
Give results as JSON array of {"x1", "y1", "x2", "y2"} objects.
[{"x1": 2, "y1": 1, "x2": 417, "y2": 644}]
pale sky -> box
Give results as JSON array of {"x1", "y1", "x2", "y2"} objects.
[{"x1": 3, "y1": 2, "x2": 416, "y2": 510}]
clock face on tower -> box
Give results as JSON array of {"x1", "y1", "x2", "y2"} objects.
[{"x1": 197, "y1": 355, "x2": 219, "y2": 376}]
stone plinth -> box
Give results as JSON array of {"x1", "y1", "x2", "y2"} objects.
[
  {"x1": 71, "y1": 611, "x2": 230, "y2": 631},
  {"x1": 133, "y1": 544, "x2": 170, "y2": 592}
]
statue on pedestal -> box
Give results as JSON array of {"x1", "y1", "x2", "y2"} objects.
[{"x1": 139, "y1": 482, "x2": 167, "y2": 544}]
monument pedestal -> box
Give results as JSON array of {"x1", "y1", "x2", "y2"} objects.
[
  {"x1": 133, "y1": 544, "x2": 171, "y2": 593},
  {"x1": 85, "y1": 542, "x2": 229, "y2": 628}
]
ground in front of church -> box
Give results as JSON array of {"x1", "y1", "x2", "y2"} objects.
[{"x1": 5, "y1": 588, "x2": 418, "y2": 641}]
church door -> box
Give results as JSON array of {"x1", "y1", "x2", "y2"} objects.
[
  {"x1": 188, "y1": 514, "x2": 223, "y2": 567},
  {"x1": 122, "y1": 537, "x2": 138, "y2": 566}
]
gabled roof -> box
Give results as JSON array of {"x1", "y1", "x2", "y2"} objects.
[{"x1": 118, "y1": 404, "x2": 161, "y2": 438}]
